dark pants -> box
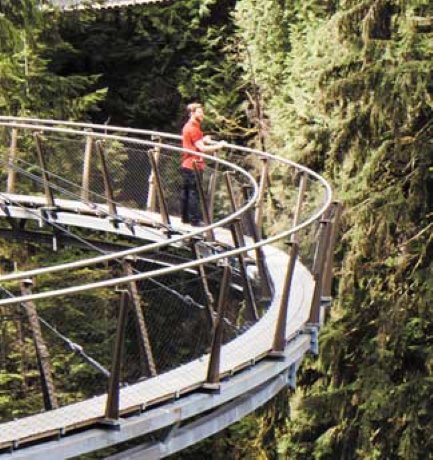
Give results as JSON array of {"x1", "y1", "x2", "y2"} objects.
[{"x1": 180, "y1": 168, "x2": 202, "y2": 224}]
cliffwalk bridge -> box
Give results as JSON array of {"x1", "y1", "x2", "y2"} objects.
[{"x1": 0, "y1": 117, "x2": 338, "y2": 459}]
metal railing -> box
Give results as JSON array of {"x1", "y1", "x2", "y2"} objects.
[{"x1": 0, "y1": 117, "x2": 337, "y2": 457}]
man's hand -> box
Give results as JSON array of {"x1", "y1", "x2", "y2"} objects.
[{"x1": 203, "y1": 135, "x2": 213, "y2": 144}]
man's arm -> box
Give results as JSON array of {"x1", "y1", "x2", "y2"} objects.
[{"x1": 195, "y1": 138, "x2": 227, "y2": 153}]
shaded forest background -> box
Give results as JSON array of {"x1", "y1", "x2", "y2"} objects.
[{"x1": 0, "y1": 0, "x2": 432, "y2": 459}]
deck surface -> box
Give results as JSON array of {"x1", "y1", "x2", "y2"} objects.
[{"x1": 0, "y1": 195, "x2": 314, "y2": 448}]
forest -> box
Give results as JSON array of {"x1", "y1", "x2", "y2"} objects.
[{"x1": 0, "y1": 0, "x2": 432, "y2": 459}]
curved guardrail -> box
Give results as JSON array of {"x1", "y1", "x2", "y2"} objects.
[{"x1": 0, "y1": 117, "x2": 337, "y2": 459}]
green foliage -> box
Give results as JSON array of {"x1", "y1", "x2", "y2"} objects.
[{"x1": 233, "y1": 0, "x2": 433, "y2": 458}]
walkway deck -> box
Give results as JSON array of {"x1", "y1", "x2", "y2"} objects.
[{"x1": 0, "y1": 196, "x2": 314, "y2": 451}]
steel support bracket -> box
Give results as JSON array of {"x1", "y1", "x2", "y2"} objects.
[{"x1": 303, "y1": 325, "x2": 319, "y2": 355}]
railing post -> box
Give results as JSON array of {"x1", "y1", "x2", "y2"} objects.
[
  {"x1": 190, "y1": 238, "x2": 216, "y2": 328},
  {"x1": 224, "y1": 172, "x2": 246, "y2": 247},
  {"x1": 207, "y1": 160, "x2": 219, "y2": 224},
  {"x1": 291, "y1": 172, "x2": 308, "y2": 243},
  {"x1": 95, "y1": 140, "x2": 118, "y2": 218},
  {"x1": 6, "y1": 128, "x2": 18, "y2": 193},
  {"x1": 146, "y1": 135, "x2": 161, "y2": 212},
  {"x1": 241, "y1": 185, "x2": 273, "y2": 300},
  {"x1": 270, "y1": 242, "x2": 299, "y2": 355},
  {"x1": 33, "y1": 132, "x2": 55, "y2": 208},
  {"x1": 308, "y1": 217, "x2": 332, "y2": 324},
  {"x1": 230, "y1": 220, "x2": 259, "y2": 322},
  {"x1": 20, "y1": 279, "x2": 58, "y2": 411},
  {"x1": 204, "y1": 263, "x2": 231, "y2": 389},
  {"x1": 193, "y1": 161, "x2": 215, "y2": 242},
  {"x1": 147, "y1": 147, "x2": 171, "y2": 227},
  {"x1": 81, "y1": 130, "x2": 93, "y2": 202},
  {"x1": 255, "y1": 157, "x2": 269, "y2": 239},
  {"x1": 105, "y1": 290, "x2": 129, "y2": 423},
  {"x1": 123, "y1": 261, "x2": 157, "y2": 378},
  {"x1": 322, "y1": 202, "x2": 343, "y2": 300}
]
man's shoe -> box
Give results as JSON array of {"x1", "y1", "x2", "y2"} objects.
[
  {"x1": 191, "y1": 220, "x2": 206, "y2": 227},
  {"x1": 181, "y1": 217, "x2": 191, "y2": 224}
]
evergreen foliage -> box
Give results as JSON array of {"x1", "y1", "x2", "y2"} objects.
[{"x1": 234, "y1": 0, "x2": 433, "y2": 458}]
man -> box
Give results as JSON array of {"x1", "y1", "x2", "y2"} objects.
[{"x1": 181, "y1": 103, "x2": 226, "y2": 226}]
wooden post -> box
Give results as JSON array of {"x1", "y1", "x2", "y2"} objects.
[
  {"x1": 230, "y1": 221, "x2": 259, "y2": 322},
  {"x1": 6, "y1": 128, "x2": 18, "y2": 193},
  {"x1": 33, "y1": 132, "x2": 55, "y2": 208},
  {"x1": 146, "y1": 136, "x2": 161, "y2": 212},
  {"x1": 148, "y1": 148, "x2": 170, "y2": 227},
  {"x1": 291, "y1": 172, "x2": 308, "y2": 243},
  {"x1": 123, "y1": 262, "x2": 157, "y2": 378},
  {"x1": 241, "y1": 185, "x2": 273, "y2": 300},
  {"x1": 308, "y1": 218, "x2": 332, "y2": 324},
  {"x1": 190, "y1": 238, "x2": 216, "y2": 329},
  {"x1": 205, "y1": 263, "x2": 231, "y2": 389},
  {"x1": 271, "y1": 242, "x2": 299, "y2": 354},
  {"x1": 81, "y1": 130, "x2": 93, "y2": 202},
  {"x1": 207, "y1": 161, "x2": 219, "y2": 224},
  {"x1": 193, "y1": 161, "x2": 215, "y2": 241},
  {"x1": 322, "y1": 202, "x2": 343, "y2": 299},
  {"x1": 255, "y1": 158, "x2": 269, "y2": 239},
  {"x1": 20, "y1": 279, "x2": 58, "y2": 411},
  {"x1": 224, "y1": 172, "x2": 246, "y2": 247},
  {"x1": 105, "y1": 291, "x2": 129, "y2": 422},
  {"x1": 95, "y1": 140, "x2": 118, "y2": 217}
]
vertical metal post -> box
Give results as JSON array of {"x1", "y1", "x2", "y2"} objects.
[
  {"x1": 322, "y1": 202, "x2": 343, "y2": 299},
  {"x1": 308, "y1": 218, "x2": 332, "y2": 324},
  {"x1": 148, "y1": 148, "x2": 170, "y2": 227},
  {"x1": 95, "y1": 140, "x2": 118, "y2": 217},
  {"x1": 271, "y1": 242, "x2": 299, "y2": 354},
  {"x1": 230, "y1": 221, "x2": 259, "y2": 322},
  {"x1": 205, "y1": 263, "x2": 231, "y2": 389},
  {"x1": 81, "y1": 130, "x2": 93, "y2": 202},
  {"x1": 255, "y1": 157, "x2": 269, "y2": 239},
  {"x1": 146, "y1": 136, "x2": 161, "y2": 212},
  {"x1": 291, "y1": 172, "x2": 308, "y2": 242},
  {"x1": 224, "y1": 172, "x2": 246, "y2": 247},
  {"x1": 123, "y1": 261, "x2": 157, "y2": 378},
  {"x1": 190, "y1": 238, "x2": 216, "y2": 328},
  {"x1": 207, "y1": 161, "x2": 219, "y2": 224},
  {"x1": 193, "y1": 162, "x2": 215, "y2": 241},
  {"x1": 20, "y1": 279, "x2": 58, "y2": 411},
  {"x1": 33, "y1": 132, "x2": 55, "y2": 208},
  {"x1": 105, "y1": 290, "x2": 129, "y2": 422},
  {"x1": 6, "y1": 128, "x2": 18, "y2": 193},
  {"x1": 241, "y1": 186, "x2": 273, "y2": 300}
]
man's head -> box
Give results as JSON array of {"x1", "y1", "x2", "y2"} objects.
[{"x1": 187, "y1": 103, "x2": 204, "y2": 123}]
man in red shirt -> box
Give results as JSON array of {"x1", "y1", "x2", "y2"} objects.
[{"x1": 181, "y1": 103, "x2": 226, "y2": 226}]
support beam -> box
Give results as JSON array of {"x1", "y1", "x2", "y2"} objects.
[
  {"x1": 322, "y1": 202, "x2": 343, "y2": 299},
  {"x1": 33, "y1": 132, "x2": 55, "y2": 208},
  {"x1": 105, "y1": 291, "x2": 129, "y2": 423},
  {"x1": 20, "y1": 279, "x2": 58, "y2": 411},
  {"x1": 81, "y1": 130, "x2": 93, "y2": 202},
  {"x1": 241, "y1": 185, "x2": 273, "y2": 300},
  {"x1": 230, "y1": 221, "x2": 259, "y2": 322},
  {"x1": 6, "y1": 128, "x2": 18, "y2": 193},
  {"x1": 291, "y1": 172, "x2": 308, "y2": 243},
  {"x1": 147, "y1": 148, "x2": 170, "y2": 227},
  {"x1": 190, "y1": 238, "x2": 216, "y2": 328},
  {"x1": 254, "y1": 158, "x2": 269, "y2": 239},
  {"x1": 308, "y1": 218, "x2": 331, "y2": 324},
  {"x1": 146, "y1": 136, "x2": 161, "y2": 212},
  {"x1": 123, "y1": 261, "x2": 157, "y2": 378},
  {"x1": 95, "y1": 140, "x2": 118, "y2": 217},
  {"x1": 205, "y1": 263, "x2": 231, "y2": 389},
  {"x1": 193, "y1": 162, "x2": 215, "y2": 242},
  {"x1": 271, "y1": 242, "x2": 299, "y2": 354}
]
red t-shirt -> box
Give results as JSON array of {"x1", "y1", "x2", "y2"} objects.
[{"x1": 181, "y1": 119, "x2": 205, "y2": 170}]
